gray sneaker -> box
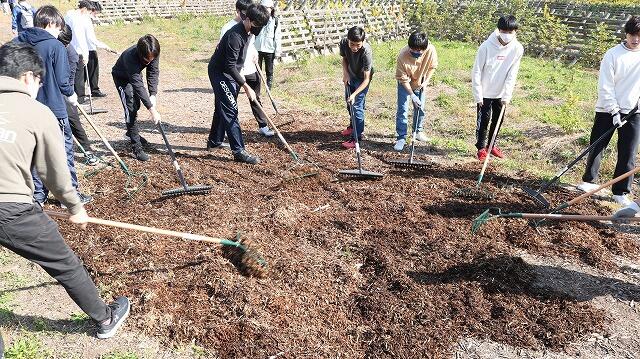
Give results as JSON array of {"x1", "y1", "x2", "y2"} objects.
[
  {"x1": 85, "y1": 152, "x2": 99, "y2": 166},
  {"x1": 96, "y1": 296, "x2": 130, "y2": 339},
  {"x1": 233, "y1": 150, "x2": 260, "y2": 164}
]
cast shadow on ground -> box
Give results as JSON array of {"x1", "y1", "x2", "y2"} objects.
[
  {"x1": 105, "y1": 121, "x2": 210, "y2": 135},
  {"x1": 408, "y1": 255, "x2": 640, "y2": 302},
  {"x1": 164, "y1": 87, "x2": 212, "y2": 94},
  {"x1": 0, "y1": 309, "x2": 93, "y2": 335}
]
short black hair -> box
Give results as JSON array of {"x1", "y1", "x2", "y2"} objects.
[
  {"x1": 246, "y1": 4, "x2": 270, "y2": 27},
  {"x1": 34, "y1": 5, "x2": 65, "y2": 29},
  {"x1": 235, "y1": 0, "x2": 252, "y2": 13},
  {"x1": 497, "y1": 15, "x2": 519, "y2": 31},
  {"x1": 58, "y1": 24, "x2": 73, "y2": 46},
  {"x1": 78, "y1": 0, "x2": 98, "y2": 11},
  {"x1": 625, "y1": 16, "x2": 640, "y2": 35},
  {"x1": 408, "y1": 31, "x2": 429, "y2": 50},
  {"x1": 347, "y1": 26, "x2": 365, "y2": 42},
  {"x1": 0, "y1": 42, "x2": 45, "y2": 79},
  {"x1": 92, "y1": 1, "x2": 103, "y2": 13},
  {"x1": 137, "y1": 34, "x2": 160, "y2": 59}
]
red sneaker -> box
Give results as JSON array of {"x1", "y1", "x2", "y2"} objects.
[
  {"x1": 340, "y1": 127, "x2": 353, "y2": 137},
  {"x1": 477, "y1": 148, "x2": 488, "y2": 161},
  {"x1": 341, "y1": 139, "x2": 356, "y2": 149},
  {"x1": 490, "y1": 146, "x2": 504, "y2": 158}
]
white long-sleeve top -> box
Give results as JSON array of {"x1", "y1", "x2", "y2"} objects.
[
  {"x1": 471, "y1": 30, "x2": 524, "y2": 103},
  {"x1": 254, "y1": 16, "x2": 281, "y2": 56},
  {"x1": 595, "y1": 43, "x2": 640, "y2": 114},
  {"x1": 220, "y1": 19, "x2": 257, "y2": 76},
  {"x1": 65, "y1": 10, "x2": 107, "y2": 59}
]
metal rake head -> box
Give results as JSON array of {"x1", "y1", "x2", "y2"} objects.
[
  {"x1": 124, "y1": 171, "x2": 149, "y2": 198},
  {"x1": 471, "y1": 207, "x2": 503, "y2": 234},
  {"x1": 161, "y1": 185, "x2": 212, "y2": 199},
  {"x1": 282, "y1": 160, "x2": 320, "y2": 181},
  {"x1": 338, "y1": 168, "x2": 384, "y2": 180},
  {"x1": 388, "y1": 158, "x2": 432, "y2": 170},
  {"x1": 522, "y1": 186, "x2": 550, "y2": 208},
  {"x1": 453, "y1": 187, "x2": 495, "y2": 200}
]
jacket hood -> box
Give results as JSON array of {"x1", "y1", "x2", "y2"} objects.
[
  {"x1": 0, "y1": 76, "x2": 31, "y2": 96},
  {"x1": 17, "y1": 27, "x2": 56, "y2": 45}
]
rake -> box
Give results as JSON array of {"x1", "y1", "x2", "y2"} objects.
[
  {"x1": 256, "y1": 67, "x2": 295, "y2": 128},
  {"x1": 77, "y1": 105, "x2": 147, "y2": 197},
  {"x1": 387, "y1": 88, "x2": 431, "y2": 171},
  {"x1": 72, "y1": 135, "x2": 110, "y2": 178},
  {"x1": 471, "y1": 207, "x2": 640, "y2": 234},
  {"x1": 523, "y1": 106, "x2": 638, "y2": 208},
  {"x1": 82, "y1": 66, "x2": 108, "y2": 115},
  {"x1": 455, "y1": 105, "x2": 506, "y2": 200},
  {"x1": 338, "y1": 85, "x2": 383, "y2": 180},
  {"x1": 45, "y1": 210, "x2": 267, "y2": 277},
  {"x1": 156, "y1": 120, "x2": 212, "y2": 198}
]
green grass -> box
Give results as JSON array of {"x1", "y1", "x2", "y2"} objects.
[
  {"x1": 70, "y1": 312, "x2": 90, "y2": 323},
  {"x1": 5, "y1": 333, "x2": 51, "y2": 359}
]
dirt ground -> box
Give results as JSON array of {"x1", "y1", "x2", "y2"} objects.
[{"x1": 2, "y1": 15, "x2": 640, "y2": 359}]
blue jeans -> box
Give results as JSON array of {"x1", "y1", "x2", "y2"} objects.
[
  {"x1": 207, "y1": 71, "x2": 245, "y2": 153},
  {"x1": 345, "y1": 77, "x2": 370, "y2": 140},
  {"x1": 395, "y1": 82, "x2": 426, "y2": 140},
  {"x1": 33, "y1": 117, "x2": 79, "y2": 203}
]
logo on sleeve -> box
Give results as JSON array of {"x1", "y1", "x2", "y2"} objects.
[{"x1": 0, "y1": 111, "x2": 17, "y2": 144}]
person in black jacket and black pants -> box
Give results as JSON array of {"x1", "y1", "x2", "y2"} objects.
[
  {"x1": 206, "y1": 3, "x2": 270, "y2": 164},
  {"x1": 112, "y1": 34, "x2": 161, "y2": 161}
]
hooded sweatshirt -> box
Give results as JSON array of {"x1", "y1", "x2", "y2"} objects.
[
  {"x1": 595, "y1": 42, "x2": 640, "y2": 115},
  {"x1": 471, "y1": 30, "x2": 524, "y2": 103},
  {"x1": 0, "y1": 76, "x2": 82, "y2": 214},
  {"x1": 395, "y1": 43, "x2": 438, "y2": 90},
  {"x1": 16, "y1": 27, "x2": 74, "y2": 119},
  {"x1": 254, "y1": 15, "x2": 281, "y2": 57}
]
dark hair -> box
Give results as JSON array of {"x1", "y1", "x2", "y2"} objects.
[
  {"x1": 58, "y1": 24, "x2": 73, "y2": 46},
  {"x1": 408, "y1": 31, "x2": 429, "y2": 50},
  {"x1": 497, "y1": 15, "x2": 519, "y2": 31},
  {"x1": 246, "y1": 4, "x2": 270, "y2": 27},
  {"x1": 137, "y1": 34, "x2": 160, "y2": 59},
  {"x1": 78, "y1": 0, "x2": 98, "y2": 11},
  {"x1": 34, "y1": 5, "x2": 65, "y2": 29},
  {"x1": 624, "y1": 16, "x2": 640, "y2": 35},
  {"x1": 0, "y1": 42, "x2": 45, "y2": 79},
  {"x1": 92, "y1": 1, "x2": 103, "y2": 12},
  {"x1": 235, "y1": 0, "x2": 252, "y2": 13},
  {"x1": 347, "y1": 26, "x2": 365, "y2": 42}
]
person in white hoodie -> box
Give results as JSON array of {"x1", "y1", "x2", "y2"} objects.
[
  {"x1": 580, "y1": 16, "x2": 640, "y2": 209},
  {"x1": 254, "y1": 0, "x2": 281, "y2": 89},
  {"x1": 471, "y1": 15, "x2": 524, "y2": 161}
]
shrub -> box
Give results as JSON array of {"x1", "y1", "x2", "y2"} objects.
[{"x1": 580, "y1": 22, "x2": 620, "y2": 67}]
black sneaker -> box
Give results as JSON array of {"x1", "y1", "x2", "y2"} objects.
[
  {"x1": 96, "y1": 296, "x2": 130, "y2": 339},
  {"x1": 206, "y1": 142, "x2": 230, "y2": 151},
  {"x1": 91, "y1": 90, "x2": 107, "y2": 98},
  {"x1": 78, "y1": 96, "x2": 87, "y2": 105},
  {"x1": 85, "y1": 152, "x2": 99, "y2": 166},
  {"x1": 233, "y1": 150, "x2": 260, "y2": 164},
  {"x1": 132, "y1": 148, "x2": 150, "y2": 162}
]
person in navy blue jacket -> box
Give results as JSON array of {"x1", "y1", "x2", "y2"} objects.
[{"x1": 15, "y1": 5, "x2": 91, "y2": 206}]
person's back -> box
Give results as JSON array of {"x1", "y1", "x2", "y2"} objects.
[{"x1": 11, "y1": 0, "x2": 35, "y2": 34}]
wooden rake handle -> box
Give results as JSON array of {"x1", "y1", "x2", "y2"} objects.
[
  {"x1": 45, "y1": 210, "x2": 230, "y2": 245},
  {"x1": 477, "y1": 105, "x2": 507, "y2": 185},
  {"x1": 519, "y1": 213, "x2": 640, "y2": 221},
  {"x1": 77, "y1": 104, "x2": 129, "y2": 170},
  {"x1": 568, "y1": 166, "x2": 640, "y2": 206}
]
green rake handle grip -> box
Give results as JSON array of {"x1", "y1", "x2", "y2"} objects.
[{"x1": 45, "y1": 210, "x2": 243, "y2": 248}]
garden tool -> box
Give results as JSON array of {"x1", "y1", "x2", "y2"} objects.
[
  {"x1": 156, "y1": 120, "x2": 212, "y2": 198},
  {"x1": 72, "y1": 135, "x2": 110, "y2": 177},
  {"x1": 455, "y1": 105, "x2": 506, "y2": 200},
  {"x1": 387, "y1": 87, "x2": 430, "y2": 170},
  {"x1": 45, "y1": 210, "x2": 266, "y2": 277},
  {"x1": 256, "y1": 66, "x2": 295, "y2": 128},
  {"x1": 77, "y1": 105, "x2": 147, "y2": 197},
  {"x1": 82, "y1": 65, "x2": 108, "y2": 115},
  {"x1": 471, "y1": 207, "x2": 640, "y2": 234},
  {"x1": 523, "y1": 105, "x2": 639, "y2": 208},
  {"x1": 338, "y1": 85, "x2": 383, "y2": 180}
]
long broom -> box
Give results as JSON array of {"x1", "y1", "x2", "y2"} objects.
[{"x1": 45, "y1": 210, "x2": 266, "y2": 277}]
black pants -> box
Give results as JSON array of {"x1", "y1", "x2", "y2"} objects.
[
  {"x1": 582, "y1": 112, "x2": 640, "y2": 195},
  {"x1": 74, "y1": 55, "x2": 86, "y2": 98},
  {"x1": 258, "y1": 51, "x2": 275, "y2": 89},
  {"x1": 113, "y1": 75, "x2": 143, "y2": 150},
  {"x1": 244, "y1": 72, "x2": 268, "y2": 128},
  {"x1": 207, "y1": 70, "x2": 245, "y2": 153},
  {"x1": 66, "y1": 101, "x2": 93, "y2": 152},
  {"x1": 0, "y1": 203, "x2": 110, "y2": 322},
  {"x1": 475, "y1": 98, "x2": 504, "y2": 149},
  {"x1": 87, "y1": 50, "x2": 100, "y2": 93}
]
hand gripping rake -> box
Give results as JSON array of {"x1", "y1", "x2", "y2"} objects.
[
  {"x1": 257, "y1": 66, "x2": 295, "y2": 128},
  {"x1": 455, "y1": 105, "x2": 506, "y2": 200},
  {"x1": 45, "y1": 210, "x2": 266, "y2": 277},
  {"x1": 156, "y1": 120, "x2": 212, "y2": 198},
  {"x1": 523, "y1": 105, "x2": 639, "y2": 208},
  {"x1": 472, "y1": 207, "x2": 640, "y2": 234},
  {"x1": 338, "y1": 85, "x2": 383, "y2": 180},
  {"x1": 77, "y1": 105, "x2": 147, "y2": 197},
  {"x1": 387, "y1": 87, "x2": 430, "y2": 170}
]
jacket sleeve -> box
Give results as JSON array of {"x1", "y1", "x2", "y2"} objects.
[
  {"x1": 67, "y1": 47, "x2": 78, "y2": 85},
  {"x1": 471, "y1": 45, "x2": 486, "y2": 103},
  {"x1": 34, "y1": 110, "x2": 83, "y2": 214},
  {"x1": 224, "y1": 32, "x2": 245, "y2": 86},
  {"x1": 146, "y1": 57, "x2": 159, "y2": 97},
  {"x1": 87, "y1": 22, "x2": 108, "y2": 49},
  {"x1": 598, "y1": 50, "x2": 619, "y2": 114},
  {"x1": 54, "y1": 45, "x2": 75, "y2": 96},
  {"x1": 395, "y1": 52, "x2": 409, "y2": 83},
  {"x1": 274, "y1": 19, "x2": 282, "y2": 57},
  {"x1": 502, "y1": 46, "x2": 524, "y2": 103}
]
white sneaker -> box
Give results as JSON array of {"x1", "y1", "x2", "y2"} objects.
[
  {"x1": 414, "y1": 131, "x2": 430, "y2": 142},
  {"x1": 576, "y1": 182, "x2": 600, "y2": 193},
  {"x1": 612, "y1": 194, "x2": 633, "y2": 206},
  {"x1": 393, "y1": 139, "x2": 406, "y2": 152},
  {"x1": 259, "y1": 126, "x2": 275, "y2": 137}
]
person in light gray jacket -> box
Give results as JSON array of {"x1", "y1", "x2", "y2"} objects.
[{"x1": 254, "y1": 0, "x2": 281, "y2": 89}]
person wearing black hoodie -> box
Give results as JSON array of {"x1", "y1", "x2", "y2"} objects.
[
  {"x1": 112, "y1": 34, "x2": 161, "y2": 161},
  {"x1": 206, "y1": 3, "x2": 270, "y2": 164},
  {"x1": 15, "y1": 5, "x2": 92, "y2": 206}
]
